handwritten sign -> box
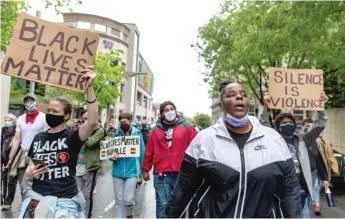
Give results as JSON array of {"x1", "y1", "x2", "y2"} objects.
[
  {"x1": 1, "y1": 13, "x2": 99, "y2": 92},
  {"x1": 100, "y1": 136, "x2": 140, "y2": 160},
  {"x1": 268, "y1": 67, "x2": 324, "y2": 111}
]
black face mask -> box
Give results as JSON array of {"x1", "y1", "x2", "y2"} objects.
[{"x1": 46, "y1": 113, "x2": 65, "y2": 128}]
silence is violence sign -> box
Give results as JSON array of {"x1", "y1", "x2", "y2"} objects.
[
  {"x1": 1, "y1": 13, "x2": 100, "y2": 92},
  {"x1": 268, "y1": 67, "x2": 324, "y2": 111}
]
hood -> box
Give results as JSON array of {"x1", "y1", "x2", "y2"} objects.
[
  {"x1": 155, "y1": 116, "x2": 186, "y2": 129},
  {"x1": 131, "y1": 122, "x2": 138, "y2": 128},
  {"x1": 213, "y1": 116, "x2": 264, "y2": 141}
]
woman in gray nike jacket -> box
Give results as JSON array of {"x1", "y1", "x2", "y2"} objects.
[{"x1": 164, "y1": 81, "x2": 301, "y2": 218}]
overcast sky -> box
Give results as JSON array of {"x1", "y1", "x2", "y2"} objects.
[{"x1": 26, "y1": 0, "x2": 222, "y2": 118}]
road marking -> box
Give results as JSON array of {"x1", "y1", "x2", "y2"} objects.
[{"x1": 104, "y1": 200, "x2": 115, "y2": 212}]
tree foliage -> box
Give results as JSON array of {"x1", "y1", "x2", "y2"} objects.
[
  {"x1": 194, "y1": 1, "x2": 345, "y2": 112},
  {"x1": 194, "y1": 113, "x2": 211, "y2": 129},
  {"x1": 45, "y1": 50, "x2": 124, "y2": 109}
]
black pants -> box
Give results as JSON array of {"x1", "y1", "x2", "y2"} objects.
[{"x1": 1, "y1": 169, "x2": 18, "y2": 205}]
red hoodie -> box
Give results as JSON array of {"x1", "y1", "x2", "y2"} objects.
[{"x1": 143, "y1": 117, "x2": 196, "y2": 174}]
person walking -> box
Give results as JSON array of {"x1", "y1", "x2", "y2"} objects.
[
  {"x1": 110, "y1": 112, "x2": 145, "y2": 218},
  {"x1": 164, "y1": 81, "x2": 301, "y2": 218},
  {"x1": 19, "y1": 67, "x2": 98, "y2": 218},
  {"x1": 261, "y1": 92, "x2": 329, "y2": 218},
  {"x1": 5, "y1": 93, "x2": 49, "y2": 200},
  {"x1": 311, "y1": 135, "x2": 339, "y2": 215},
  {"x1": 76, "y1": 110, "x2": 104, "y2": 218},
  {"x1": 142, "y1": 101, "x2": 196, "y2": 218},
  {"x1": 1, "y1": 114, "x2": 18, "y2": 210}
]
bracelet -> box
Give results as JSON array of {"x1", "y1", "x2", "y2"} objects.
[{"x1": 87, "y1": 99, "x2": 97, "y2": 104}]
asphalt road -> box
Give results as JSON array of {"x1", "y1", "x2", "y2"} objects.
[{"x1": 1, "y1": 173, "x2": 345, "y2": 218}]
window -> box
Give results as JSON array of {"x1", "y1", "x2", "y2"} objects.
[
  {"x1": 94, "y1": 24, "x2": 106, "y2": 32},
  {"x1": 137, "y1": 92, "x2": 142, "y2": 106},
  {"x1": 139, "y1": 61, "x2": 143, "y2": 72},
  {"x1": 111, "y1": 28, "x2": 120, "y2": 37},
  {"x1": 77, "y1": 21, "x2": 90, "y2": 29},
  {"x1": 120, "y1": 84, "x2": 124, "y2": 103},
  {"x1": 143, "y1": 96, "x2": 148, "y2": 107},
  {"x1": 122, "y1": 34, "x2": 128, "y2": 41}
]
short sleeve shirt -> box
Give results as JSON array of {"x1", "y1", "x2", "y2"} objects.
[
  {"x1": 16, "y1": 112, "x2": 49, "y2": 151},
  {"x1": 28, "y1": 128, "x2": 85, "y2": 198}
]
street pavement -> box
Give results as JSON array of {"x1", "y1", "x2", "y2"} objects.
[{"x1": 2, "y1": 172, "x2": 345, "y2": 218}]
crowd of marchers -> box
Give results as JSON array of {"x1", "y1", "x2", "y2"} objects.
[{"x1": 1, "y1": 76, "x2": 339, "y2": 219}]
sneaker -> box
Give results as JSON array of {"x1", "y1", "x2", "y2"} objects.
[
  {"x1": 1, "y1": 205, "x2": 11, "y2": 211},
  {"x1": 314, "y1": 205, "x2": 321, "y2": 216}
]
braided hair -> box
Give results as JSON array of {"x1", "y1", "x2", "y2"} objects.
[{"x1": 219, "y1": 81, "x2": 234, "y2": 101}]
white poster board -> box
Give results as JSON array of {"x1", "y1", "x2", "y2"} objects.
[{"x1": 100, "y1": 136, "x2": 140, "y2": 160}]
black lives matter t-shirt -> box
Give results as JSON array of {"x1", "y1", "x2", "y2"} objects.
[{"x1": 28, "y1": 128, "x2": 85, "y2": 198}]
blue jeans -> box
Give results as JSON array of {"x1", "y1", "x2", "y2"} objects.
[
  {"x1": 153, "y1": 172, "x2": 179, "y2": 218},
  {"x1": 302, "y1": 196, "x2": 310, "y2": 218},
  {"x1": 311, "y1": 170, "x2": 320, "y2": 205}
]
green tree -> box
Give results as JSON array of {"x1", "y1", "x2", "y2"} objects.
[
  {"x1": 45, "y1": 50, "x2": 124, "y2": 109},
  {"x1": 194, "y1": 1, "x2": 345, "y2": 115},
  {"x1": 193, "y1": 113, "x2": 211, "y2": 129}
]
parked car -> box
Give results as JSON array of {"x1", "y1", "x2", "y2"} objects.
[{"x1": 331, "y1": 149, "x2": 345, "y2": 185}]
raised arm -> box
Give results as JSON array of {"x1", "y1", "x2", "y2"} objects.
[
  {"x1": 78, "y1": 67, "x2": 98, "y2": 142},
  {"x1": 259, "y1": 93, "x2": 273, "y2": 128},
  {"x1": 302, "y1": 111, "x2": 327, "y2": 146}
]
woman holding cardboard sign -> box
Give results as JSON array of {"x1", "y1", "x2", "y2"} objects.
[
  {"x1": 110, "y1": 112, "x2": 145, "y2": 219},
  {"x1": 261, "y1": 92, "x2": 329, "y2": 218},
  {"x1": 18, "y1": 66, "x2": 98, "y2": 218}
]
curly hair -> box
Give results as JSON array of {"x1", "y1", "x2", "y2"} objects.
[{"x1": 274, "y1": 113, "x2": 296, "y2": 129}]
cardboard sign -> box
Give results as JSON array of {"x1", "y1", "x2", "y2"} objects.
[
  {"x1": 100, "y1": 136, "x2": 140, "y2": 160},
  {"x1": 268, "y1": 67, "x2": 324, "y2": 111},
  {"x1": 1, "y1": 13, "x2": 99, "y2": 92}
]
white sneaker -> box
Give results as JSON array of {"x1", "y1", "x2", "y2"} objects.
[{"x1": 1, "y1": 205, "x2": 11, "y2": 211}]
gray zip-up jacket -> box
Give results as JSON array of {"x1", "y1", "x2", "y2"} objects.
[
  {"x1": 260, "y1": 109, "x2": 327, "y2": 199},
  {"x1": 165, "y1": 116, "x2": 301, "y2": 218}
]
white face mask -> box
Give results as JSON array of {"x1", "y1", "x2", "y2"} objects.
[
  {"x1": 24, "y1": 101, "x2": 37, "y2": 112},
  {"x1": 164, "y1": 111, "x2": 176, "y2": 122}
]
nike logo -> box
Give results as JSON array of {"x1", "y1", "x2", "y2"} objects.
[{"x1": 255, "y1": 145, "x2": 266, "y2": 151}]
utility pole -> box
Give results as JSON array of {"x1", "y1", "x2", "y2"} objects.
[{"x1": 28, "y1": 11, "x2": 40, "y2": 94}]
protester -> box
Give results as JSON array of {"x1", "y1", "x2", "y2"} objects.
[
  {"x1": 312, "y1": 135, "x2": 339, "y2": 215},
  {"x1": 1, "y1": 114, "x2": 18, "y2": 210},
  {"x1": 164, "y1": 81, "x2": 301, "y2": 218},
  {"x1": 143, "y1": 101, "x2": 196, "y2": 218},
  {"x1": 18, "y1": 67, "x2": 98, "y2": 218},
  {"x1": 76, "y1": 110, "x2": 104, "y2": 218},
  {"x1": 261, "y1": 92, "x2": 329, "y2": 218},
  {"x1": 140, "y1": 119, "x2": 150, "y2": 145},
  {"x1": 110, "y1": 112, "x2": 145, "y2": 218},
  {"x1": 5, "y1": 93, "x2": 49, "y2": 200},
  {"x1": 190, "y1": 122, "x2": 200, "y2": 133},
  {"x1": 107, "y1": 124, "x2": 116, "y2": 138}
]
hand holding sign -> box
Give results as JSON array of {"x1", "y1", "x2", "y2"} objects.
[
  {"x1": 320, "y1": 91, "x2": 329, "y2": 105},
  {"x1": 264, "y1": 92, "x2": 271, "y2": 109},
  {"x1": 81, "y1": 66, "x2": 96, "y2": 88},
  {"x1": 112, "y1": 153, "x2": 119, "y2": 161}
]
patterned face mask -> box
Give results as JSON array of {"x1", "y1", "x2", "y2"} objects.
[{"x1": 24, "y1": 101, "x2": 37, "y2": 112}]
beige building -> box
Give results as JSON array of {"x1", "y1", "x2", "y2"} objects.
[{"x1": 63, "y1": 13, "x2": 155, "y2": 126}]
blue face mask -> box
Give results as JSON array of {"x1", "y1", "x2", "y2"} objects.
[
  {"x1": 4, "y1": 121, "x2": 13, "y2": 128},
  {"x1": 280, "y1": 123, "x2": 296, "y2": 136}
]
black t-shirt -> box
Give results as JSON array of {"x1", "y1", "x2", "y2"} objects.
[
  {"x1": 283, "y1": 137, "x2": 308, "y2": 191},
  {"x1": 162, "y1": 123, "x2": 175, "y2": 147},
  {"x1": 227, "y1": 128, "x2": 252, "y2": 149},
  {"x1": 28, "y1": 128, "x2": 86, "y2": 198}
]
